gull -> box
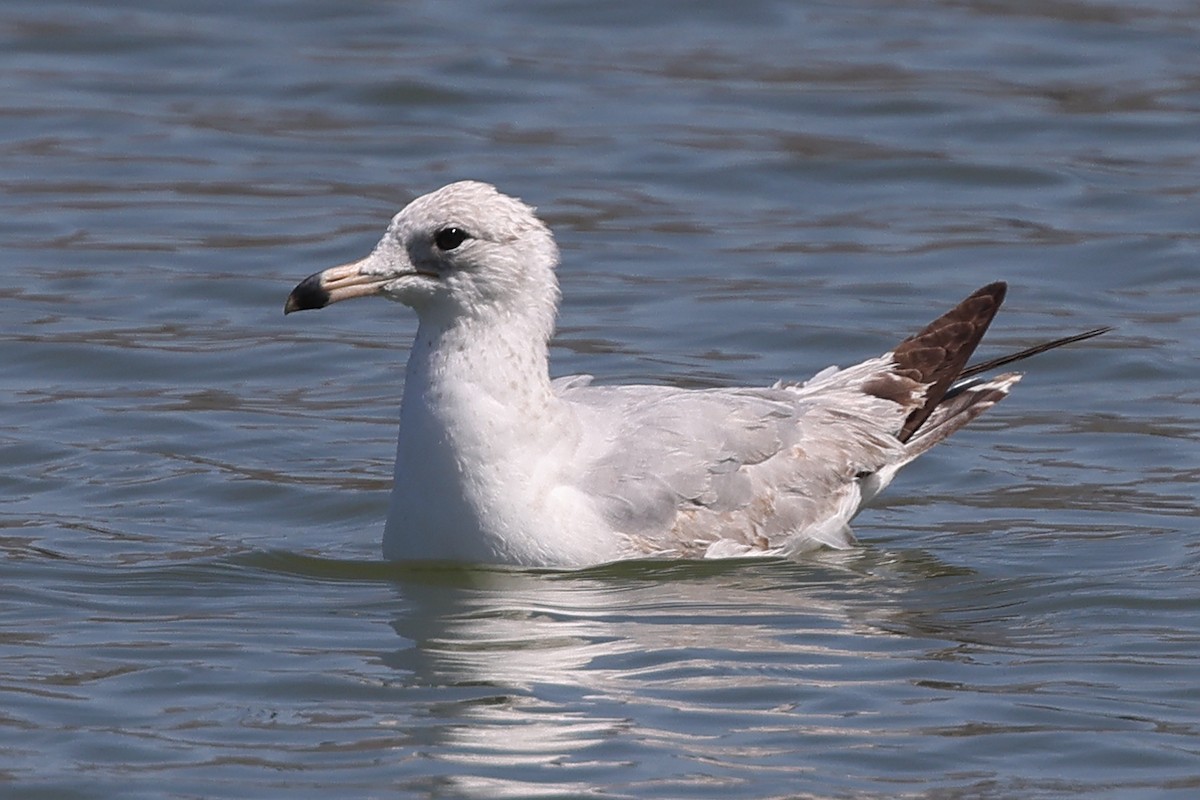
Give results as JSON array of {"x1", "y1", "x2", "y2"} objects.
[{"x1": 285, "y1": 181, "x2": 1107, "y2": 567}]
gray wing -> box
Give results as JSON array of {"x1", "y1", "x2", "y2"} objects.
[
  {"x1": 550, "y1": 282, "x2": 1102, "y2": 559},
  {"x1": 554, "y1": 358, "x2": 915, "y2": 559}
]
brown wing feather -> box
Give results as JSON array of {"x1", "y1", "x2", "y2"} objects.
[{"x1": 894, "y1": 282, "x2": 1007, "y2": 442}]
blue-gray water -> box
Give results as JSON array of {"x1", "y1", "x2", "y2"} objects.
[{"x1": 2, "y1": 1, "x2": 1198, "y2": 797}]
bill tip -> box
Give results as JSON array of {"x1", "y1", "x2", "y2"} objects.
[{"x1": 284, "y1": 272, "x2": 330, "y2": 315}]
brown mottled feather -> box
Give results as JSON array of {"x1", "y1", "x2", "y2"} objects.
[{"x1": 891, "y1": 281, "x2": 1007, "y2": 442}]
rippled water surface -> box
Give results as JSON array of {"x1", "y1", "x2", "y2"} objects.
[{"x1": 2, "y1": 1, "x2": 1198, "y2": 797}]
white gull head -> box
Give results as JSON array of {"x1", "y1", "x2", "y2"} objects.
[{"x1": 286, "y1": 180, "x2": 561, "y2": 340}]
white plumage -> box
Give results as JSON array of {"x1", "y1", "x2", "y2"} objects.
[{"x1": 285, "y1": 181, "x2": 1103, "y2": 567}]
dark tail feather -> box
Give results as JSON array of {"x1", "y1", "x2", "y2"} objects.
[
  {"x1": 956, "y1": 326, "x2": 1112, "y2": 381},
  {"x1": 894, "y1": 282, "x2": 1007, "y2": 443}
]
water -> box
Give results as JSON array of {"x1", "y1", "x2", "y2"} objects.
[{"x1": 2, "y1": 0, "x2": 1198, "y2": 796}]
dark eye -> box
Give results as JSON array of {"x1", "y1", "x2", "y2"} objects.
[{"x1": 434, "y1": 227, "x2": 469, "y2": 251}]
